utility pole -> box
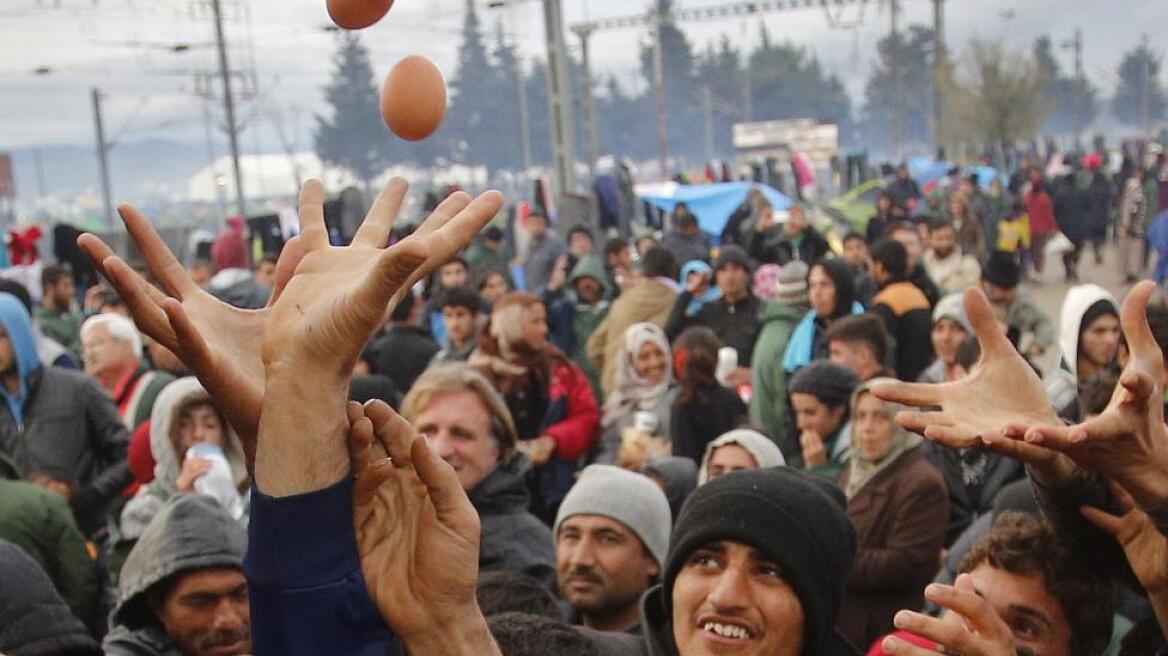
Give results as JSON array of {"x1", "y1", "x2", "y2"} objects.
[
  {"x1": 931, "y1": 0, "x2": 946, "y2": 155},
  {"x1": 32, "y1": 149, "x2": 46, "y2": 212},
  {"x1": 91, "y1": 88, "x2": 114, "y2": 227},
  {"x1": 210, "y1": 0, "x2": 247, "y2": 220},
  {"x1": 702, "y1": 85, "x2": 714, "y2": 162},
  {"x1": 515, "y1": 58, "x2": 533, "y2": 175},
  {"x1": 1142, "y1": 33, "x2": 1151, "y2": 137},
  {"x1": 1071, "y1": 28, "x2": 1084, "y2": 149},
  {"x1": 890, "y1": 0, "x2": 902, "y2": 159},
  {"x1": 578, "y1": 28, "x2": 598, "y2": 181},
  {"x1": 541, "y1": 0, "x2": 578, "y2": 196},
  {"x1": 652, "y1": 7, "x2": 669, "y2": 180}
]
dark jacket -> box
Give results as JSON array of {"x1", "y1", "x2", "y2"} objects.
[
  {"x1": 0, "y1": 539, "x2": 100, "y2": 656},
  {"x1": 747, "y1": 226, "x2": 830, "y2": 266},
  {"x1": 660, "y1": 230, "x2": 713, "y2": 265},
  {"x1": 0, "y1": 475, "x2": 100, "y2": 632},
  {"x1": 871, "y1": 281, "x2": 935, "y2": 381},
  {"x1": 671, "y1": 384, "x2": 747, "y2": 464},
  {"x1": 105, "y1": 495, "x2": 247, "y2": 655},
  {"x1": 665, "y1": 292, "x2": 761, "y2": 366},
  {"x1": 921, "y1": 441, "x2": 1025, "y2": 545},
  {"x1": 908, "y1": 265, "x2": 941, "y2": 308},
  {"x1": 836, "y1": 448, "x2": 949, "y2": 651},
  {"x1": 749, "y1": 299, "x2": 810, "y2": 459},
  {"x1": 1086, "y1": 172, "x2": 1114, "y2": 240},
  {"x1": 470, "y1": 453, "x2": 556, "y2": 587},
  {"x1": 1054, "y1": 178, "x2": 1093, "y2": 242},
  {"x1": 368, "y1": 325, "x2": 440, "y2": 392},
  {"x1": 205, "y1": 269, "x2": 271, "y2": 309}
]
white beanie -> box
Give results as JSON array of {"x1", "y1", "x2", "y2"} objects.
[
  {"x1": 553, "y1": 465, "x2": 672, "y2": 569},
  {"x1": 698, "y1": 429, "x2": 787, "y2": 485}
]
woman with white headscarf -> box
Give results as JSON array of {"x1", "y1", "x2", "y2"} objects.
[
  {"x1": 836, "y1": 378, "x2": 949, "y2": 650},
  {"x1": 594, "y1": 323, "x2": 678, "y2": 464}
]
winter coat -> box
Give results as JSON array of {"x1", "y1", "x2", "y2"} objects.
[
  {"x1": 660, "y1": 230, "x2": 713, "y2": 265},
  {"x1": 588, "y1": 277, "x2": 678, "y2": 397},
  {"x1": 923, "y1": 248, "x2": 981, "y2": 295},
  {"x1": 205, "y1": 268, "x2": 271, "y2": 309},
  {"x1": 1044, "y1": 285, "x2": 1119, "y2": 420},
  {"x1": 113, "y1": 363, "x2": 174, "y2": 431},
  {"x1": 470, "y1": 453, "x2": 556, "y2": 587},
  {"x1": 1003, "y1": 293, "x2": 1055, "y2": 354},
  {"x1": 749, "y1": 299, "x2": 810, "y2": 460},
  {"x1": 1121, "y1": 177, "x2": 1150, "y2": 235},
  {"x1": 0, "y1": 294, "x2": 131, "y2": 536},
  {"x1": 523, "y1": 231, "x2": 567, "y2": 293},
  {"x1": 32, "y1": 306, "x2": 82, "y2": 356},
  {"x1": 1024, "y1": 187, "x2": 1058, "y2": 237},
  {"x1": 665, "y1": 292, "x2": 761, "y2": 366},
  {"x1": 920, "y1": 441, "x2": 1025, "y2": 545},
  {"x1": 0, "y1": 474, "x2": 100, "y2": 632},
  {"x1": 1086, "y1": 173, "x2": 1113, "y2": 241},
  {"x1": 836, "y1": 448, "x2": 948, "y2": 651},
  {"x1": 952, "y1": 217, "x2": 986, "y2": 260},
  {"x1": 908, "y1": 265, "x2": 941, "y2": 308},
  {"x1": 671, "y1": 384, "x2": 747, "y2": 464},
  {"x1": 871, "y1": 282, "x2": 935, "y2": 382},
  {"x1": 782, "y1": 303, "x2": 866, "y2": 375},
  {"x1": 0, "y1": 539, "x2": 100, "y2": 656},
  {"x1": 1054, "y1": 179, "x2": 1092, "y2": 242},
  {"x1": 545, "y1": 255, "x2": 611, "y2": 400},
  {"x1": 368, "y1": 325, "x2": 440, "y2": 392},
  {"x1": 887, "y1": 177, "x2": 922, "y2": 210},
  {"x1": 430, "y1": 339, "x2": 477, "y2": 366},
  {"x1": 104, "y1": 495, "x2": 247, "y2": 655},
  {"x1": 748, "y1": 226, "x2": 831, "y2": 266}
]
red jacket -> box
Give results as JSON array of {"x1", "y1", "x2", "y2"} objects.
[
  {"x1": 544, "y1": 362, "x2": 599, "y2": 461},
  {"x1": 1025, "y1": 189, "x2": 1058, "y2": 236}
]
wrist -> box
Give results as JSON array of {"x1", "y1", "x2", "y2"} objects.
[{"x1": 401, "y1": 607, "x2": 498, "y2": 656}]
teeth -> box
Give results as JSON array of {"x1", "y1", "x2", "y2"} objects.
[{"x1": 703, "y1": 622, "x2": 749, "y2": 640}]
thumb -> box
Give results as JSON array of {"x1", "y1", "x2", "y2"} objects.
[
  {"x1": 1080, "y1": 504, "x2": 1124, "y2": 537},
  {"x1": 1118, "y1": 368, "x2": 1157, "y2": 407},
  {"x1": 354, "y1": 240, "x2": 429, "y2": 324}
]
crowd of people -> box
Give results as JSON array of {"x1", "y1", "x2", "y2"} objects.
[{"x1": 2, "y1": 150, "x2": 1168, "y2": 656}]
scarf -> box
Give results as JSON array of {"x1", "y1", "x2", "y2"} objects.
[
  {"x1": 601, "y1": 323, "x2": 673, "y2": 428},
  {"x1": 844, "y1": 379, "x2": 922, "y2": 499}
]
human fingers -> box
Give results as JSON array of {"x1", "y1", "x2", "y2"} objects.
[
  {"x1": 77, "y1": 233, "x2": 117, "y2": 280},
  {"x1": 297, "y1": 179, "x2": 329, "y2": 250},
  {"x1": 352, "y1": 177, "x2": 408, "y2": 248},
  {"x1": 1116, "y1": 368, "x2": 1158, "y2": 410},
  {"x1": 411, "y1": 431, "x2": 479, "y2": 534},
  {"x1": 922, "y1": 424, "x2": 985, "y2": 449},
  {"x1": 347, "y1": 403, "x2": 375, "y2": 478},
  {"x1": 161, "y1": 299, "x2": 214, "y2": 376},
  {"x1": 413, "y1": 191, "x2": 472, "y2": 238},
  {"x1": 267, "y1": 235, "x2": 305, "y2": 307},
  {"x1": 964, "y1": 286, "x2": 1013, "y2": 358},
  {"x1": 104, "y1": 257, "x2": 177, "y2": 348},
  {"x1": 1022, "y1": 414, "x2": 1121, "y2": 450},
  {"x1": 879, "y1": 634, "x2": 939, "y2": 656},
  {"x1": 1080, "y1": 503, "x2": 1125, "y2": 537},
  {"x1": 938, "y1": 574, "x2": 1014, "y2": 640},
  {"x1": 354, "y1": 238, "x2": 430, "y2": 326},
  {"x1": 981, "y1": 428, "x2": 1058, "y2": 465},
  {"x1": 871, "y1": 380, "x2": 943, "y2": 408},
  {"x1": 1121, "y1": 281, "x2": 1161, "y2": 363},
  {"x1": 117, "y1": 204, "x2": 198, "y2": 299},
  {"x1": 364, "y1": 400, "x2": 416, "y2": 468}
]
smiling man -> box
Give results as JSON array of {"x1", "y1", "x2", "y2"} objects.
[
  {"x1": 401, "y1": 363, "x2": 555, "y2": 586},
  {"x1": 105, "y1": 494, "x2": 250, "y2": 656},
  {"x1": 554, "y1": 464, "x2": 671, "y2": 634}
]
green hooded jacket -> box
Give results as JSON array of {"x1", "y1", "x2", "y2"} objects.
[
  {"x1": 749, "y1": 299, "x2": 810, "y2": 463},
  {"x1": 567, "y1": 255, "x2": 611, "y2": 401}
]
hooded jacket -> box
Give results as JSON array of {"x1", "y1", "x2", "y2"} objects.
[
  {"x1": 119, "y1": 378, "x2": 250, "y2": 541},
  {"x1": 871, "y1": 281, "x2": 935, "y2": 382},
  {"x1": 643, "y1": 457, "x2": 697, "y2": 522},
  {"x1": 697, "y1": 429, "x2": 786, "y2": 485},
  {"x1": 546, "y1": 255, "x2": 611, "y2": 399},
  {"x1": 588, "y1": 277, "x2": 678, "y2": 397},
  {"x1": 0, "y1": 294, "x2": 130, "y2": 533},
  {"x1": 1045, "y1": 284, "x2": 1119, "y2": 419},
  {"x1": 665, "y1": 290, "x2": 761, "y2": 367},
  {"x1": 104, "y1": 495, "x2": 247, "y2": 655},
  {"x1": 0, "y1": 539, "x2": 100, "y2": 656},
  {"x1": 469, "y1": 453, "x2": 556, "y2": 587},
  {"x1": 750, "y1": 298, "x2": 810, "y2": 453}
]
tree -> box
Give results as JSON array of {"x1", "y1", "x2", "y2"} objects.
[
  {"x1": 444, "y1": 0, "x2": 508, "y2": 172},
  {"x1": 1033, "y1": 36, "x2": 1100, "y2": 139},
  {"x1": 313, "y1": 32, "x2": 395, "y2": 187},
  {"x1": 1112, "y1": 43, "x2": 1168, "y2": 129},
  {"x1": 748, "y1": 24, "x2": 853, "y2": 140},
  {"x1": 640, "y1": 0, "x2": 704, "y2": 167},
  {"x1": 949, "y1": 39, "x2": 1052, "y2": 148},
  {"x1": 694, "y1": 36, "x2": 745, "y2": 159},
  {"x1": 860, "y1": 25, "x2": 935, "y2": 155}
]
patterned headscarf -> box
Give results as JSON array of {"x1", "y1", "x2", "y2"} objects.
[{"x1": 601, "y1": 323, "x2": 673, "y2": 427}]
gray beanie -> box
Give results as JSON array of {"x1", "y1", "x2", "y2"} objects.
[{"x1": 554, "y1": 465, "x2": 672, "y2": 569}]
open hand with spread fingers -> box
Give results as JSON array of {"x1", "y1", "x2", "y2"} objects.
[
  {"x1": 1011, "y1": 281, "x2": 1168, "y2": 511},
  {"x1": 346, "y1": 399, "x2": 499, "y2": 655},
  {"x1": 882, "y1": 575, "x2": 1016, "y2": 656}
]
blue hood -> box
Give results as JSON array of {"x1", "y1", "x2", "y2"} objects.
[{"x1": 0, "y1": 293, "x2": 43, "y2": 427}]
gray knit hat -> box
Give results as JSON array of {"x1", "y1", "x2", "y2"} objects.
[{"x1": 554, "y1": 465, "x2": 672, "y2": 569}]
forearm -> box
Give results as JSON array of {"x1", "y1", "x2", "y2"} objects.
[
  {"x1": 254, "y1": 367, "x2": 350, "y2": 496},
  {"x1": 401, "y1": 610, "x2": 500, "y2": 656}
]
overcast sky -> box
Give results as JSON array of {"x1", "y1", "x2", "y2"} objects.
[{"x1": 1, "y1": 0, "x2": 1165, "y2": 153}]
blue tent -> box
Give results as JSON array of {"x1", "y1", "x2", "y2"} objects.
[{"x1": 638, "y1": 182, "x2": 794, "y2": 236}]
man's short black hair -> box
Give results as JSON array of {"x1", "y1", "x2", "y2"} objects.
[
  {"x1": 483, "y1": 225, "x2": 505, "y2": 242},
  {"x1": 638, "y1": 247, "x2": 679, "y2": 281},
  {"x1": 439, "y1": 285, "x2": 481, "y2": 314},
  {"x1": 390, "y1": 289, "x2": 417, "y2": 323},
  {"x1": 0, "y1": 279, "x2": 33, "y2": 313},
  {"x1": 824, "y1": 313, "x2": 890, "y2": 366},
  {"x1": 439, "y1": 256, "x2": 469, "y2": 274},
  {"x1": 567, "y1": 224, "x2": 593, "y2": 243},
  {"x1": 487, "y1": 613, "x2": 598, "y2": 656},
  {"x1": 927, "y1": 217, "x2": 955, "y2": 233},
  {"x1": 254, "y1": 254, "x2": 278, "y2": 270},
  {"x1": 842, "y1": 231, "x2": 865, "y2": 245},
  {"x1": 869, "y1": 238, "x2": 910, "y2": 279},
  {"x1": 41, "y1": 264, "x2": 72, "y2": 289},
  {"x1": 603, "y1": 237, "x2": 629, "y2": 258},
  {"x1": 476, "y1": 570, "x2": 562, "y2": 620}
]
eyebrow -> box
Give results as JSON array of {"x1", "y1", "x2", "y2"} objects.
[{"x1": 1007, "y1": 604, "x2": 1054, "y2": 631}]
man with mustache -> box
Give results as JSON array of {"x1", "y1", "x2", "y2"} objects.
[
  {"x1": 553, "y1": 465, "x2": 671, "y2": 634},
  {"x1": 105, "y1": 494, "x2": 249, "y2": 656}
]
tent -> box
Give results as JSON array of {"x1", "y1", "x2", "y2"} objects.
[{"x1": 636, "y1": 181, "x2": 793, "y2": 235}]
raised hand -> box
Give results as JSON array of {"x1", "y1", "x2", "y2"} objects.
[
  {"x1": 1082, "y1": 482, "x2": 1168, "y2": 596},
  {"x1": 799, "y1": 430, "x2": 827, "y2": 468},
  {"x1": 882, "y1": 575, "x2": 1015, "y2": 656},
  {"x1": 346, "y1": 400, "x2": 498, "y2": 655},
  {"x1": 871, "y1": 287, "x2": 1063, "y2": 462},
  {"x1": 1016, "y1": 281, "x2": 1168, "y2": 511}
]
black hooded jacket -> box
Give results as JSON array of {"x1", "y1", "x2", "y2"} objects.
[{"x1": 469, "y1": 453, "x2": 555, "y2": 587}]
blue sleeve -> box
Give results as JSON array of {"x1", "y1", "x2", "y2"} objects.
[{"x1": 244, "y1": 476, "x2": 398, "y2": 656}]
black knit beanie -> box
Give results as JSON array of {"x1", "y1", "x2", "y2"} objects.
[
  {"x1": 982, "y1": 250, "x2": 1021, "y2": 289},
  {"x1": 788, "y1": 360, "x2": 861, "y2": 409},
  {"x1": 662, "y1": 467, "x2": 857, "y2": 656}
]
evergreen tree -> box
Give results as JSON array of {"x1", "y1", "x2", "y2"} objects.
[
  {"x1": 313, "y1": 32, "x2": 395, "y2": 186},
  {"x1": 1112, "y1": 43, "x2": 1167, "y2": 128},
  {"x1": 596, "y1": 73, "x2": 655, "y2": 162},
  {"x1": 639, "y1": 0, "x2": 704, "y2": 166},
  {"x1": 695, "y1": 36, "x2": 744, "y2": 158},
  {"x1": 860, "y1": 25, "x2": 934, "y2": 154},
  {"x1": 1033, "y1": 36, "x2": 1099, "y2": 138},
  {"x1": 445, "y1": 0, "x2": 499, "y2": 169},
  {"x1": 749, "y1": 25, "x2": 853, "y2": 140}
]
